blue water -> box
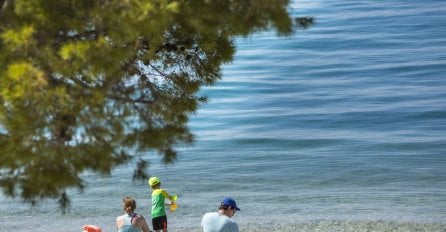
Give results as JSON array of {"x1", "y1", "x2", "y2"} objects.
[{"x1": 1, "y1": 0, "x2": 446, "y2": 231}]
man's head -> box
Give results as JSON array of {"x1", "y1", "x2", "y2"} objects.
[{"x1": 219, "y1": 197, "x2": 240, "y2": 217}]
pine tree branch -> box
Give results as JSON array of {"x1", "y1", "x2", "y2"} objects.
[{"x1": 0, "y1": 0, "x2": 6, "y2": 13}]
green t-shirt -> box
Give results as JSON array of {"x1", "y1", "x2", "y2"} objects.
[{"x1": 151, "y1": 189, "x2": 171, "y2": 218}]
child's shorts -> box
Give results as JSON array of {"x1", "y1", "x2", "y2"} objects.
[{"x1": 152, "y1": 215, "x2": 167, "y2": 231}]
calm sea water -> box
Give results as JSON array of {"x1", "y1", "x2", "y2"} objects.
[{"x1": 1, "y1": 0, "x2": 446, "y2": 231}]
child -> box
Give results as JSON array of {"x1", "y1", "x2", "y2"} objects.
[
  {"x1": 116, "y1": 196, "x2": 151, "y2": 232},
  {"x1": 148, "y1": 176, "x2": 176, "y2": 232}
]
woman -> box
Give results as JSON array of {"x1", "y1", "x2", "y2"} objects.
[{"x1": 116, "y1": 196, "x2": 151, "y2": 232}]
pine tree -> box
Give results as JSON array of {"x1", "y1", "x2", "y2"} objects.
[{"x1": 0, "y1": 0, "x2": 311, "y2": 211}]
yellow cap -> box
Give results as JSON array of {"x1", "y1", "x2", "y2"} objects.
[{"x1": 148, "y1": 177, "x2": 161, "y2": 187}]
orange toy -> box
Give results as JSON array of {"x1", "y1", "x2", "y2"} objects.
[{"x1": 82, "y1": 224, "x2": 102, "y2": 232}]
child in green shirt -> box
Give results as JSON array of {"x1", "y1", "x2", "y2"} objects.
[{"x1": 148, "y1": 177, "x2": 176, "y2": 232}]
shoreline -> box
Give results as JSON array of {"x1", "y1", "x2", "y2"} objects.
[
  {"x1": 172, "y1": 220, "x2": 446, "y2": 232},
  {"x1": 2, "y1": 209, "x2": 446, "y2": 232}
]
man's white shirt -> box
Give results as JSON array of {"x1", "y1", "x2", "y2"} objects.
[{"x1": 201, "y1": 212, "x2": 239, "y2": 232}]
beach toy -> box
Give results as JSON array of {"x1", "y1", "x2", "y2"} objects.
[
  {"x1": 168, "y1": 194, "x2": 178, "y2": 212},
  {"x1": 170, "y1": 202, "x2": 178, "y2": 212},
  {"x1": 82, "y1": 225, "x2": 102, "y2": 232}
]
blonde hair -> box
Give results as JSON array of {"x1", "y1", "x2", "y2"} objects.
[{"x1": 122, "y1": 197, "x2": 136, "y2": 214}]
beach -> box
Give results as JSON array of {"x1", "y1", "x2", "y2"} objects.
[
  {"x1": 3, "y1": 215, "x2": 446, "y2": 232},
  {"x1": 174, "y1": 221, "x2": 446, "y2": 232},
  {"x1": 1, "y1": 0, "x2": 446, "y2": 231}
]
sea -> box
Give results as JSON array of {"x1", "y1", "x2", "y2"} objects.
[{"x1": 1, "y1": 0, "x2": 446, "y2": 231}]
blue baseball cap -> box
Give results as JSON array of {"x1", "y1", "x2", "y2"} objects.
[{"x1": 222, "y1": 197, "x2": 240, "y2": 211}]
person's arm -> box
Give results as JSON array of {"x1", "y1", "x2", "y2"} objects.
[
  {"x1": 201, "y1": 213, "x2": 210, "y2": 230},
  {"x1": 116, "y1": 216, "x2": 124, "y2": 231},
  {"x1": 161, "y1": 189, "x2": 175, "y2": 201},
  {"x1": 231, "y1": 220, "x2": 239, "y2": 232},
  {"x1": 133, "y1": 214, "x2": 151, "y2": 232},
  {"x1": 140, "y1": 217, "x2": 151, "y2": 232},
  {"x1": 234, "y1": 223, "x2": 239, "y2": 232}
]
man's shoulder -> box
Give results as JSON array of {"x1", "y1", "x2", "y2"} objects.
[
  {"x1": 202, "y1": 212, "x2": 238, "y2": 232},
  {"x1": 203, "y1": 212, "x2": 219, "y2": 218},
  {"x1": 202, "y1": 212, "x2": 222, "y2": 223},
  {"x1": 202, "y1": 212, "x2": 234, "y2": 223}
]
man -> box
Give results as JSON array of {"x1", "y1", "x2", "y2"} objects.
[{"x1": 201, "y1": 197, "x2": 240, "y2": 232}]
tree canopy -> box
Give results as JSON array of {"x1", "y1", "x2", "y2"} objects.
[{"x1": 0, "y1": 0, "x2": 312, "y2": 211}]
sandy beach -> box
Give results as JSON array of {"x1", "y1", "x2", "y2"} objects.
[{"x1": 175, "y1": 221, "x2": 446, "y2": 232}]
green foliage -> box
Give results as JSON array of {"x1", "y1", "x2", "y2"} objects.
[{"x1": 0, "y1": 0, "x2": 312, "y2": 210}]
